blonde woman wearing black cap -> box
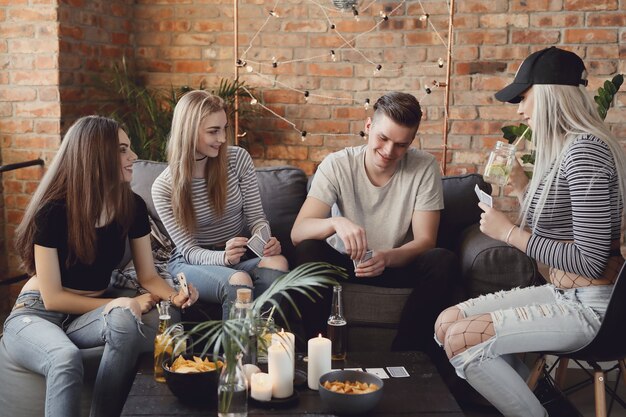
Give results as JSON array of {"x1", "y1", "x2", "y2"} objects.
[{"x1": 434, "y1": 47, "x2": 626, "y2": 417}]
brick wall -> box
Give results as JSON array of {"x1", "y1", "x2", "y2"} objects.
[
  {"x1": 0, "y1": 0, "x2": 60, "y2": 281},
  {"x1": 1, "y1": 0, "x2": 625, "y2": 286}
]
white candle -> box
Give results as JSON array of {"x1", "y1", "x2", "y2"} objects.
[
  {"x1": 250, "y1": 372, "x2": 273, "y2": 402},
  {"x1": 307, "y1": 334, "x2": 331, "y2": 390},
  {"x1": 268, "y1": 342, "x2": 294, "y2": 398},
  {"x1": 271, "y1": 329, "x2": 295, "y2": 373}
]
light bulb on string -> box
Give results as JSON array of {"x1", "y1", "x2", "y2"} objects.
[
  {"x1": 359, "y1": 131, "x2": 366, "y2": 138},
  {"x1": 379, "y1": 11, "x2": 388, "y2": 21},
  {"x1": 331, "y1": 50, "x2": 336, "y2": 62},
  {"x1": 304, "y1": 91, "x2": 310, "y2": 102},
  {"x1": 269, "y1": 10, "x2": 279, "y2": 17},
  {"x1": 330, "y1": 23, "x2": 336, "y2": 30},
  {"x1": 301, "y1": 130, "x2": 307, "y2": 141},
  {"x1": 246, "y1": 65, "x2": 253, "y2": 73},
  {"x1": 352, "y1": 6, "x2": 359, "y2": 21},
  {"x1": 373, "y1": 64, "x2": 382, "y2": 75},
  {"x1": 364, "y1": 98, "x2": 370, "y2": 110},
  {"x1": 419, "y1": 13, "x2": 429, "y2": 22},
  {"x1": 424, "y1": 86, "x2": 432, "y2": 94},
  {"x1": 236, "y1": 59, "x2": 246, "y2": 67},
  {"x1": 438, "y1": 57, "x2": 444, "y2": 68},
  {"x1": 250, "y1": 98, "x2": 258, "y2": 105},
  {"x1": 272, "y1": 57, "x2": 278, "y2": 68}
]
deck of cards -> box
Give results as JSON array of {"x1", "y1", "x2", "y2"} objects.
[
  {"x1": 246, "y1": 224, "x2": 271, "y2": 258},
  {"x1": 474, "y1": 184, "x2": 493, "y2": 208},
  {"x1": 353, "y1": 249, "x2": 373, "y2": 269}
]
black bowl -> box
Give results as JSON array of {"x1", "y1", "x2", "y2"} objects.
[
  {"x1": 162, "y1": 354, "x2": 221, "y2": 404},
  {"x1": 319, "y1": 370, "x2": 384, "y2": 415}
]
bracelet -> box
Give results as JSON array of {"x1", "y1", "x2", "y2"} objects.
[
  {"x1": 505, "y1": 225, "x2": 517, "y2": 247},
  {"x1": 224, "y1": 252, "x2": 233, "y2": 266}
]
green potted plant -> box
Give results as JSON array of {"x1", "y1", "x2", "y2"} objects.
[{"x1": 166, "y1": 262, "x2": 347, "y2": 416}]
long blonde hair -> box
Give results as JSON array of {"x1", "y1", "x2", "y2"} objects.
[
  {"x1": 15, "y1": 116, "x2": 134, "y2": 274},
  {"x1": 167, "y1": 90, "x2": 228, "y2": 232},
  {"x1": 520, "y1": 80, "x2": 626, "y2": 233}
]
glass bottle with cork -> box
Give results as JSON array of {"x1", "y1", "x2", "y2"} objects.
[
  {"x1": 327, "y1": 284, "x2": 347, "y2": 360},
  {"x1": 231, "y1": 288, "x2": 257, "y2": 365}
]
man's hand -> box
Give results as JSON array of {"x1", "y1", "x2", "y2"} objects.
[
  {"x1": 354, "y1": 250, "x2": 386, "y2": 278},
  {"x1": 331, "y1": 217, "x2": 368, "y2": 261}
]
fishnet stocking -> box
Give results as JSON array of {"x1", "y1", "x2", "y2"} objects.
[
  {"x1": 550, "y1": 256, "x2": 624, "y2": 288},
  {"x1": 444, "y1": 313, "x2": 495, "y2": 359},
  {"x1": 435, "y1": 306, "x2": 465, "y2": 344}
]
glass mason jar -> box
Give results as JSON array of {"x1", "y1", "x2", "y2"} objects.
[
  {"x1": 483, "y1": 141, "x2": 516, "y2": 187},
  {"x1": 218, "y1": 354, "x2": 248, "y2": 417}
]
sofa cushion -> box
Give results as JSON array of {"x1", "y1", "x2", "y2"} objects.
[
  {"x1": 438, "y1": 174, "x2": 491, "y2": 251},
  {"x1": 130, "y1": 160, "x2": 168, "y2": 235}
]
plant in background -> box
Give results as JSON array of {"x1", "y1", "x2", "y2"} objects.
[
  {"x1": 501, "y1": 74, "x2": 624, "y2": 168},
  {"x1": 95, "y1": 59, "x2": 257, "y2": 162}
]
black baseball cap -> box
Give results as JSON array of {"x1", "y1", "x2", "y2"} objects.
[{"x1": 495, "y1": 46, "x2": 588, "y2": 103}]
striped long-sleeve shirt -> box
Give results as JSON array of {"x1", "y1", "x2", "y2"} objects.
[
  {"x1": 526, "y1": 134, "x2": 623, "y2": 279},
  {"x1": 152, "y1": 146, "x2": 269, "y2": 266}
]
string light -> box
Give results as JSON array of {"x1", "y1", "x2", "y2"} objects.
[
  {"x1": 236, "y1": 0, "x2": 449, "y2": 140},
  {"x1": 301, "y1": 130, "x2": 307, "y2": 141}
]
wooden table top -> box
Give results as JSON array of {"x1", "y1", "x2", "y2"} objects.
[{"x1": 121, "y1": 350, "x2": 465, "y2": 416}]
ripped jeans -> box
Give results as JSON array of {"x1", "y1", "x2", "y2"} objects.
[
  {"x1": 2, "y1": 290, "x2": 144, "y2": 417},
  {"x1": 443, "y1": 284, "x2": 609, "y2": 417}
]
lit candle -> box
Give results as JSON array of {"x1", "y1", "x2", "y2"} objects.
[
  {"x1": 271, "y1": 329, "x2": 295, "y2": 373},
  {"x1": 250, "y1": 372, "x2": 272, "y2": 402},
  {"x1": 268, "y1": 342, "x2": 294, "y2": 398},
  {"x1": 307, "y1": 334, "x2": 331, "y2": 390}
]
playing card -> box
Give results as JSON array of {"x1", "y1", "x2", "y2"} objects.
[
  {"x1": 176, "y1": 272, "x2": 190, "y2": 297},
  {"x1": 386, "y1": 366, "x2": 410, "y2": 378},
  {"x1": 365, "y1": 368, "x2": 389, "y2": 379},
  {"x1": 257, "y1": 224, "x2": 271, "y2": 242},
  {"x1": 247, "y1": 234, "x2": 266, "y2": 258},
  {"x1": 353, "y1": 250, "x2": 373, "y2": 269},
  {"x1": 474, "y1": 184, "x2": 493, "y2": 208},
  {"x1": 343, "y1": 367, "x2": 364, "y2": 371}
]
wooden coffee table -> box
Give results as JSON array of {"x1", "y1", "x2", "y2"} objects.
[{"x1": 121, "y1": 351, "x2": 465, "y2": 416}]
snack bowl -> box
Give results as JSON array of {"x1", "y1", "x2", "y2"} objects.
[
  {"x1": 318, "y1": 370, "x2": 384, "y2": 415},
  {"x1": 162, "y1": 354, "x2": 222, "y2": 405}
]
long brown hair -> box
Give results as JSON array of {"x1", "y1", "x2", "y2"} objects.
[
  {"x1": 15, "y1": 116, "x2": 135, "y2": 274},
  {"x1": 167, "y1": 90, "x2": 229, "y2": 232}
]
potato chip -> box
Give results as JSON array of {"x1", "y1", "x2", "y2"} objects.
[
  {"x1": 323, "y1": 379, "x2": 379, "y2": 395},
  {"x1": 168, "y1": 355, "x2": 223, "y2": 374}
]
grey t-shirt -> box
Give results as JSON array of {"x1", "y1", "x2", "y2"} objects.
[{"x1": 308, "y1": 145, "x2": 444, "y2": 251}]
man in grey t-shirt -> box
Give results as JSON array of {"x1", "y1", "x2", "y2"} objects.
[{"x1": 290, "y1": 92, "x2": 459, "y2": 354}]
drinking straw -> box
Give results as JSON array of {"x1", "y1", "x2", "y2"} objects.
[{"x1": 512, "y1": 127, "x2": 530, "y2": 148}]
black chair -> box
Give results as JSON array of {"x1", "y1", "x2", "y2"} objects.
[{"x1": 527, "y1": 262, "x2": 626, "y2": 417}]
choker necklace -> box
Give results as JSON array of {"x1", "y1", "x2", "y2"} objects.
[{"x1": 195, "y1": 155, "x2": 208, "y2": 161}]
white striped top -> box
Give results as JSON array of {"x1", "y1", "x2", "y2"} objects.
[
  {"x1": 152, "y1": 146, "x2": 269, "y2": 265},
  {"x1": 526, "y1": 134, "x2": 623, "y2": 279}
]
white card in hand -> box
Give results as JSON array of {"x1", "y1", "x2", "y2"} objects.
[
  {"x1": 352, "y1": 250, "x2": 373, "y2": 269},
  {"x1": 365, "y1": 368, "x2": 389, "y2": 379},
  {"x1": 474, "y1": 184, "x2": 493, "y2": 207},
  {"x1": 247, "y1": 234, "x2": 266, "y2": 258}
]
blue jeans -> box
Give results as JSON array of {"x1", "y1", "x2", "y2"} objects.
[
  {"x1": 169, "y1": 249, "x2": 275, "y2": 320},
  {"x1": 444, "y1": 284, "x2": 608, "y2": 417},
  {"x1": 2, "y1": 290, "x2": 145, "y2": 417}
]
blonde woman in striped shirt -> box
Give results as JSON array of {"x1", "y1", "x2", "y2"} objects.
[
  {"x1": 153, "y1": 90, "x2": 288, "y2": 319},
  {"x1": 435, "y1": 47, "x2": 626, "y2": 417}
]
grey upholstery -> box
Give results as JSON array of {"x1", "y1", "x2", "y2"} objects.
[{"x1": 127, "y1": 160, "x2": 540, "y2": 351}]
